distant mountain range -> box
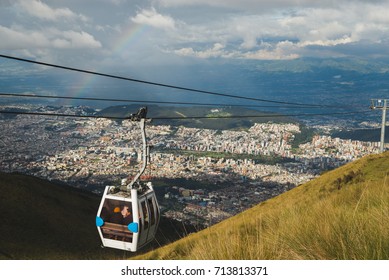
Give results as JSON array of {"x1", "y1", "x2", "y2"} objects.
[
  {"x1": 98, "y1": 104, "x2": 296, "y2": 130},
  {"x1": 1, "y1": 56, "x2": 388, "y2": 127},
  {"x1": 239, "y1": 57, "x2": 389, "y2": 74}
]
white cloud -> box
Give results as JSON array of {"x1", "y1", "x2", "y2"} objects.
[
  {"x1": 242, "y1": 49, "x2": 299, "y2": 60},
  {"x1": 169, "y1": 1, "x2": 389, "y2": 60},
  {"x1": 157, "y1": 0, "x2": 372, "y2": 11},
  {"x1": 173, "y1": 41, "x2": 299, "y2": 60},
  {"x1": 0, "y1": 25, "x2": 101, "y2": 50},
  {"x1": 2, "y1": 0, "x2": 389, "y2": 65},
  {"x1": 367, "y1": 7, "x2": 389, "y2": 24},
  {"x1": 17, "y1": 0, "x2": 88, "y2": 22},
  {"x1": 167, "y1": 0, "x2": 389, "y2": 60},
  {"x1": 0, "y1": 25, "x2": 49, "y2": 49},
  {"x1": 299, "y1": 36, "x2": 355, "y2": 47},
  {"x1": 51, "y1": 30, "x2": 102, "y2": 49},
  {"x1": 174, "y1": 43, "x2": 226, "y2": 58},
  {"x1": 131, "y1": 7, "x2": 176, "y2": 30}
]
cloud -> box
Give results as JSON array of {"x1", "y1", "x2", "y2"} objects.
[
  {"x1": 131, "y1": 7, "x2": 176, "y2": 30},
  {"x1": 173, "y1": 41, "x2": 299, "y2": 60},
  {"x1": 166, "y1": 0, "x2": 389, "y2": 60},
  {"x1": 17, "y1": 0, "x2": 88, "y2": 22},
  {"x1": 0, "y1": 25, "x2": 101, "y2": 50},
  {"x1": 157, "y1": 0, "x2": 377, "y2": 11},
  {"x1": 2, "y1": 0, "x2": 389, "y2": 66},
  {"x1": 252, "y1": 40, "x2": 300, "y2": 60},
  {"x1": 51, "y1": 30, "x2": 102, "y2": 49},
  {"x1": 299, "y1": 37, "x2": 354, "y2": 48},
  {"x1": 242, "y1": 49, "x2": 299, "y2": 60},
  {"x1": 174, "y1": 43, "x2": 226, "y2": 58},
  {"x1": 0, "y1": 25, "x2": 48, "y2": 49},
  {"x1": 0, "y1": 0, "x2": 102, "y2": 61}
]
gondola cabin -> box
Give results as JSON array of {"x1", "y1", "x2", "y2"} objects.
[
  {"x1": 96, "y1": 183, "x2": 160, "y2": 252},
  {"x1": 95, "y1": 107, "x2": 160, "y2": 252}
]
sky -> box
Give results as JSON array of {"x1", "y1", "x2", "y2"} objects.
[
  {"x1": 1, "y1": 0, "x2": 389, "y2": 109},
  {"x1": 1, "y1": 0, "x2": 389, "y2": 67}
]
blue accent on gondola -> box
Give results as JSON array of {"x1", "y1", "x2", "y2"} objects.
[
  {"x1": 128, "y1": 222, "x2": 138, "y2": 233},
  {"x1": 96, "y1": 216, "x2": 104, "y2": 227}
]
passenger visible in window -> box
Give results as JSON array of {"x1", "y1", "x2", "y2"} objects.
[
  {"x1": 121, "y1": 205, "x2": 133, "y2": 225},
  {"x1": 110, "y1": 206, "x2": 123, "y2": 224}
]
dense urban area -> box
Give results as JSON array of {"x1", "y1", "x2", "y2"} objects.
[{"x1": 0, "y1": 105, "x2": 385, "y2": 227}]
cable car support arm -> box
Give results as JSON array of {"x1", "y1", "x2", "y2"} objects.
[{"x1": 126, "y1": 107, "x2": 150, "y2": 191}]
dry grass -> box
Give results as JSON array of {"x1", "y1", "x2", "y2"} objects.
[{"x1": 134, "y1": 152, "x2": 389, "y2": 260}]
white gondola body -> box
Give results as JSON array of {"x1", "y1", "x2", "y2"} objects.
[{"x1": 96, "y1": 184, "x2": 160, "y2": 252}]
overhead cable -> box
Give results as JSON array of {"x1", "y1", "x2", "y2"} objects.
[
  {"x1": 0, "y1": 109, "x2": 372, "y2": 121},
  {"x1": 0, "y1": 53, "x2": 339, "y2": 108}
]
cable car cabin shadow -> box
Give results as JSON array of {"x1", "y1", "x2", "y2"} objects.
[{"x1": 96, "y1": 186, "x2": 160, "y2": 252}]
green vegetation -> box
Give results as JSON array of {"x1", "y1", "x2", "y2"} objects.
[
  {"x1": 134, "y1": 152, "x2": 389, "y2": 260},
  {"x1": 332, "y1": 127, "x2": 389, "y2": 143},
  {"x1": 291, "y1": 124, "x2": 316, "y2": 149}
]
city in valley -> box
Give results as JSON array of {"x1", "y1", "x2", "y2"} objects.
[{"x1": 0, "y1": 105, "x2": 384, "y2": 228}]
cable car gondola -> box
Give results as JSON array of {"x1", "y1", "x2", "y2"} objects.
[{"x1": 96, "y1": 107, "x2": 160, "y2": 252}]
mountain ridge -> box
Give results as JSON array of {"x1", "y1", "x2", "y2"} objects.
[{"x1": 97, "y1": 104, "x2": 296, "y2": 130}]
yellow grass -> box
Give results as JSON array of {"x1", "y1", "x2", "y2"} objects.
[{"x1": 134, "y1": 152, "x2": 389, "y2": 260}]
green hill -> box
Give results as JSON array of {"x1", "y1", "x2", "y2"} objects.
[
  {"x1": 332, "y1": 127, "x2": 389, "y2": 142},
  {"x1": 134, "y1": 151, "x2": 389, "y2": 260},
  {"x1": 98, "y1": 105, "x2": 295, "y2": 130}
]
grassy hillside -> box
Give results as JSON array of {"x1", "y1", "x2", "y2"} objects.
[
  {"x1": 134, "y1": 151, "x2": 389, "y2": 260},
  {"x1": 0, "y1": 172, "x2": 114, "y2": 259}
]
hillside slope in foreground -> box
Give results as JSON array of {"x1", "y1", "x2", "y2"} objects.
[
  {"x1": 0, "y1": 172, "x2": 198, "y2": 259},
  {"x1": 134, "y1": 151, "x2": 389, "y2": 260},
  {"x1": 0, "y1": 173, "x2": 119, "y2": 259}
]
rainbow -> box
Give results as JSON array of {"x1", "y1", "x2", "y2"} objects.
[
  {"x1": 63, "y1": 23, "x2": 148, "y2": 106},
  {"x1": 113, "y1": 23, "x2": 147, "y2": 55}
]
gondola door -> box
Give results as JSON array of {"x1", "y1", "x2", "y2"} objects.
[
  {"x1": 137, "y1": 192, "x2": 160, "y2": 248},
  {"x1": 146, "y1": 194, "x2": 159, "y2": 243},
  {"x1": 137, "y1": 197, "x2": 151, "y2": 248}
]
